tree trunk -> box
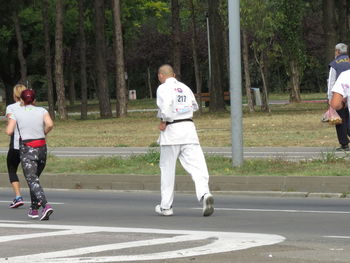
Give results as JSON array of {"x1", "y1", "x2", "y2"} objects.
[
  {"x1": 221, "y1": 18, "x2": 230, "y2": 94},
  {"x1": 66, "y1": 47, "x2": 76, "y2": 106},
  {"x1": 13, "y1": 10, "x2": 27, "y2": 85},
  {"x1": 78, "y1": 0, "x2": 88, "y2": 120},
  {"x1": 94, "y1": 0, "x2": 112, "y2": 118},
  {"x1": 1, "y1": 71, "x2": 18, "y2": 105},
  {"x1": 262, "y1": 53, "x2": 272, "y2": 109},
  {"x1": 253, "y1": 48, "x2": 270, "y2": 112},
  {"x1": 68, "y1": 68, "x2": 76, "y2": 106},
  {"x1": 90, "y1": 72, "x2": 97, "y2": 99},
  {"x1": 147, "y1": 66, "x2": 152, "y2": 99},
  {"x1": 208, "y1": 0, "x2": 225, "y2": 112},
  {"x1": 171, "y1": 0, "x2": 181, "y2": 79},
  {"x1": 323, "y1": 0, "x2": 337, "y2": 63},
  {"x1": 289, "y1": 59, "x2": 301, "y2": 103},
  {"x1": 112, "y1": 0, "x2": 128, "y2": 117},
  {"x1": 242, "y1": 31, "x2": 254, "y2": 112},
  {"x1": 42, "y1": 0, "x2": 55, "y2": 119},
  {"x1": 189, "y1": 0, "x2": 202, "y2": 113},
  {"x1": 259, "y1": 64, "x2": 270, "y2": 112},
  {"x1": 337, "y1": 0, "x2": 349, "y2": 42},
  {"x1": 55, "y1": 0, "x2": 67, "y2": 120}
]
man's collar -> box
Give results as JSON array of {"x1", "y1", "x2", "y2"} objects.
[{"x1": 165, "y1": 77, "x2": 176, "y2": 83}]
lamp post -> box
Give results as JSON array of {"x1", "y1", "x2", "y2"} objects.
[
  {"x1": 228, "y1": 0, "x2": 243, "y2": 166},
  {"x1": 206, "y1": 12, "x2": 211, "y2": 80}
]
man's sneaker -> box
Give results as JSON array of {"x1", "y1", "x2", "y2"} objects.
[
  {"x1": 9, "y1": 197, "x2": 24, "y2": 208},
  {"x1": 28, "y1": 208, "x2": 39, "y2": 219},
  {"x1": 336, "y1": 145, "x2": 350, "y2": 151},
  {"x1": 40, "y1": 204, "x2": 53, "y2": 221},
  {"x1": 155, "y1": 205, "x2": 173, "y2": 216},
  {"x1": 202, "y1": 193, "x2": 214, "y2": 217}
]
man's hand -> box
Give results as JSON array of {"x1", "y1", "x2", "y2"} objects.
[
  {"x1": 330, "y1": 92, "x2": 345, "y2": 110},
  {"x1": 159, "y1": 121, "x2": 167, "y2": 131}
]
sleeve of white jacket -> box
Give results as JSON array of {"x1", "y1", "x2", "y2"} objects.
[
  {"x1": 190, "y1": 89, "x2": 199, "y2": 112},
  {"x1": 156, "y1": 85, "x2": 174, "y2": 122}
]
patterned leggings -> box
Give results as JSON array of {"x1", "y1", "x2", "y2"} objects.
[{"x1": 20, "y1": 144, "x2": 47, "y2": 209}]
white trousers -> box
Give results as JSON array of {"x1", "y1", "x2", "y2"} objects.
[{"x1": 159, "y1": 144, "x2": 211, "y2": 209}]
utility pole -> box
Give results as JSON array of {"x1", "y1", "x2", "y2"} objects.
[{"x1": 228, "y1": 0, "x2": 243, "y2": 166}]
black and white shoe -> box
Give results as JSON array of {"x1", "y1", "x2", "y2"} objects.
[
  {"x1": 9, "y1": 197, "x2": 24, "y2": 209},
  {"x1": 336, "y1": 145, "x2": 350, "y2": 151}
]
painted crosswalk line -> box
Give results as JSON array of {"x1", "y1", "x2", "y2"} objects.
[{"x1": 0, "y1": 221, "x2": 285, "y2": 262}]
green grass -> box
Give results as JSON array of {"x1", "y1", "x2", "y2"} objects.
[
  {"x1": 0, "y1": 150, "x2": 348, "y2": 177},
  {"x1": 0, "y1": 93, "x2": 345, "y2": 177}
]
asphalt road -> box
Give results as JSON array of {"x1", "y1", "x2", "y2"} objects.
[
  {"x1": 0, "y1": 146, "x2": 346, "y2": 161},
  {"x1": 0, "y1": 189, "x2": 349, "y2": 262}
]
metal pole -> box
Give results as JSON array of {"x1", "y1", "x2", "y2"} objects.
[
  {"x1": 206, "y1": 12, "x2": 211, "y2": 80},
  {"x1": 228, "y1": 0, "x2": 243, "y2": 166}
]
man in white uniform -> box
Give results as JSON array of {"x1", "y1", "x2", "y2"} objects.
[
  {"x1": 331, "y1": 69, "x2": 350, "y2": 113},
  {"x1": 155, "y1": 64, "x2": 214, "y2": 217}
]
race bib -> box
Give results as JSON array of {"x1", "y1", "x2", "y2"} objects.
[{"x1": 173, "y1": 87, "x2": 192, "y2": 113}]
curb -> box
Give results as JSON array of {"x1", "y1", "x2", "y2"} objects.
[{"x1": 1, "y1": 173, "x2": 350, "y2": 198}]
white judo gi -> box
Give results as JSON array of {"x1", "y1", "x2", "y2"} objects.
[{"x1": 156, "y1": 77, "x2": 211, "y2": 209}]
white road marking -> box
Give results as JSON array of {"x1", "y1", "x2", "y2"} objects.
[
  {"x1": 212, "y1": 208, "x2": 350, "y2": 214},
  {"x1": 0, "y1": 201, "x2": 64, "y2": 205},
  {"x1": 0, "y1": 221, "x2": 285, "y2": 263},
  {"x1": 0, "y1": 220, "x2": 24, "y2": 223},
  {"x1": 0, "y1": 229, "x2": 99, "y2": 243},
  {"x1": 324, "y1": 236, "x2": 350, "y2": 239}
]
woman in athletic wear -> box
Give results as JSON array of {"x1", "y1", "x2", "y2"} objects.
[
  {"x1": 6, "y1": 84, "x2": 27, "y2": 208},
  {"x1": 6, "y1": 89, "x2": 54, "y2": 220}
]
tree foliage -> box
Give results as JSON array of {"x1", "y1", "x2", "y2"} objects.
[{"x1": 0, "y1": 0, "x2": 347, "y2": 115}]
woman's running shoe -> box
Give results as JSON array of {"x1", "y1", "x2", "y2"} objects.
[
  {"x1": 28, "y1": 208, "x2": 39, "y2": 219},
  {"x1": 9, "y1": 197, "x2": 24, "y2": 208},
  {"x1": 40, "y1": 204, "x2": 54, "y2": 221}
]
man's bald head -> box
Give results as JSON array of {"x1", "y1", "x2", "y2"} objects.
[
  {"x1": 158, "y1": 64, "x2": 175, "y2": 83},
  {"x1": 158, "y1": 64, "x2": 174, "y2": 76}
]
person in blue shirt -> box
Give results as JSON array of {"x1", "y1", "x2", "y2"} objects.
[{"x1": 327, "y1": 43, "x2": 350, "y2": 151}]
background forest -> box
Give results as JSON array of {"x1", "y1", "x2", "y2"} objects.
[{"x1": 0, "y1": 0, "x2": 348, "y2": 119}]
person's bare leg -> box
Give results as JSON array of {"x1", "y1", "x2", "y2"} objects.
[{"x1": 11, "y1": 181, "x2": 21, "y2": 197}]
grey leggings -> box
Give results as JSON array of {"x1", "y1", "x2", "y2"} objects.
[{"x1": 20, "y1": 144, "x2": 47, "y2": 209}]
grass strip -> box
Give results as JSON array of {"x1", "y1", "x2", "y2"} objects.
[{"x1": 0, "y1": 150, "x2": 347, "y2": 177}]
